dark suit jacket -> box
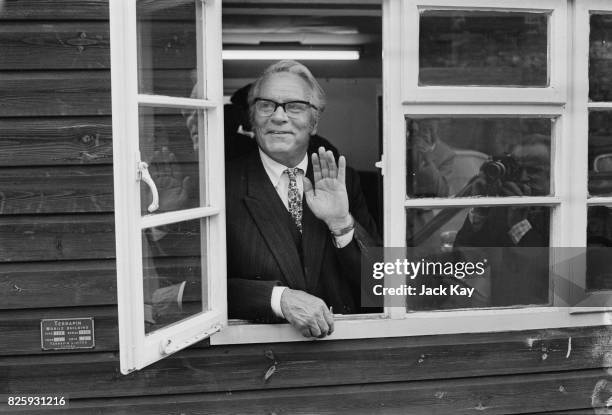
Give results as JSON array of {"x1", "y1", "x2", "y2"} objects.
[{"x1": 226, "y1": 150, "x2": 379, "y2": 322}]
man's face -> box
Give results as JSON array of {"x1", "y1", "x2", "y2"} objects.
[
  {"x1": 252, "y1": 72, "x2": 317, "y2": 167},
  {"x1": 511, "y1": 142, "x2": 551, "y2": 195}
]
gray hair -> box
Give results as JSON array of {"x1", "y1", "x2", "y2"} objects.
[{"x1": 248, "y1": 60, "x2": 326, "y2": 127}]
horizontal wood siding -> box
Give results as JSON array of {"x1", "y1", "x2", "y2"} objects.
[
  {"x1": 2, "y1": 326, "x2": 611, "y2": 389},
  {"x1": 1, "y1": 2, "x2": 610, "y2": 414},
  {"x1": 6, "y1": 369, "x2": 608, "y2": 415}
]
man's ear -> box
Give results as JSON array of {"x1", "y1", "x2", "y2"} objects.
[{"x1": 310, "y1": 117, "x2": 319, "y2": 136}]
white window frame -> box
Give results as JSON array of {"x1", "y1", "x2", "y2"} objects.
[
  {"x1": 401, "y1": 0, "x2": 568, "y2": 104},
  {"x1": 110, "y1": 0, "x2": 226, "y2": 373},
  {"x1": 212, "y1": 0, "x2": 611, "y2": 346},
  {"x1": 110, "y1": 0, "x2": 612, "y2": 354},
  {"x1": 570, "y1": 0, "x2": 612, "y2": 311}
]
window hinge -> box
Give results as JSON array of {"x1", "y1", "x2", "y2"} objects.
[{"x1": 160, "y1": 324, "x2": 222, "y2": 355}]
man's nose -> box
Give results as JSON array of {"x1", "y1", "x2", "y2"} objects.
[
  {"x1": 519, "y1": 168, "x2": 530, "y2": 182},
  {"x1": 270, "y1": 105, "x2": 289, "y2": 122}
]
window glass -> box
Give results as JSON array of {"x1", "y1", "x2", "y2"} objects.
[
  {"x1": 589, "y1": 111, "x2": 612, "y2": 197},
  {"x1": 139, "y1": 107, "x2": 204, "y2": 216},
  {"x1": 137, "y1": 0, "x2": 200, "y2": 97},
  {"x1": 589, "y1": 14, "x2": 612, "y2": 102},
  {"x1": 406, "y1": 117, "x2": 552, "y2": 198},
  {"x1": 405, "y1": 206, "x2": 551, "y2": 309},
  {"x1": 419, "y1": 10, "x2": 548, "y2": 87},
  {"x1": 587, "y1": 206, "x2": 612, "y2": 290},
  {"x1": 143, "y1": 218, "x2": 207, "y2": 334}
]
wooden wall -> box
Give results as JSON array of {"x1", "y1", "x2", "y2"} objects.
[{"x1": 1, "y1": 1, "x2": 611, "y2": 414}]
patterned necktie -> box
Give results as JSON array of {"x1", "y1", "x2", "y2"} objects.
[{"x1": 285, "y1": 168, "x2": 302, "y2": 233}]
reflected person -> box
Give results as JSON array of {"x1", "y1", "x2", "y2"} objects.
[{"x1": 454, "y1": 134, "x2": 551, "y2": 306}]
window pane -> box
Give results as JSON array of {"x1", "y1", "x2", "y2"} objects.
[
  {"x1": 143, "y1": 218, "x2": 208, "y2": 334},
  {"x1": 589, "y1": 111, "x2": 612, "y2": 197},
  {"x1": 419, "y1": 10, "x2": 548, "y2": 87},
  {"x1": 406, "y1": 117, "x2": 552, "y2": 198},
  {"x1": 406, "y1": 206, "x2": 550, "y2": 309},
  {"x1": 590, "y1": 14, "x2": 612, "y2": 102},
  {"x1": 137, "y1": 0, "x2": 200, "y2": 97},
  {"x1": 587, "y1": 206, "x2": 612, "y2": 290},
  {"x1": 139, "y1": 106, "x2": 205, "y2": 216}
]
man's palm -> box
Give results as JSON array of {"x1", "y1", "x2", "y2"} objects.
[{"x1": 303, "y1": 148, "x2": 350, "y2": 228}]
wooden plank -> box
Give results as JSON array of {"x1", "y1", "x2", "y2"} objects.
[
  {"x1": 0, "y1": 161, "x2": 199, "y2": 214},
  {"x1": 0, "y1": 260, "x2": 118, "y2": 309},
  {"x1": 0, "y1": 306, "x2": 119, "y2": 355},
  {"x1": 0, "y1": 165, "x2": 114, "y2": 214},
  {"x1": 0, "y1": 70, "x2": 194, "y2": 116},
  {"x1": 0, "y1": 22, "x2": 110, "y2": 70},
  {"x1": 0, "y1": 71, "x2": 111, "y2": 117},
  {"x1": 0, "y1": 116, "x2": 196, "y2": 167},
  {"x1": 0, "y1": 214, "x2": 116, "y2": 262},
  {"x1": 2, "y1": 326, "x2": 611, "y2": 394},
  {"x1": 0, "y1": 0, "x2": 110, "y2": 20},
  {"x1": 0, "y1": 214, "x2": 202, "y2": 261},
  {"x1": 0, "y1": 258, "x2": 201, "y2": 310},
  {"x1": 0, "y1": 117, "x2": 112, "y2": 166},
  {"x1": 0, "y1": 22, "x2": 202, "y2": 70},
  {"x1": 3, "y1": 368, "x2": 608, "y2": 414}
]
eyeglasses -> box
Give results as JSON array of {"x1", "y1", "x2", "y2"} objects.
[{"x1": 253, "y1": 98, "x2": 318, "y2": 117}]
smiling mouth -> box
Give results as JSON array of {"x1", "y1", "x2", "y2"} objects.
[{"x1": 268, "y1": 131, "x2": 293, "y2": 135}]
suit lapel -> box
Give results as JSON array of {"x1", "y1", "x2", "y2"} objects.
[
  {"x1": 243, "y1": 153, "x2": 307, "y2": 290},
  {"x1": 302, "y1": 164, "x2": 328, "y2": 292}
]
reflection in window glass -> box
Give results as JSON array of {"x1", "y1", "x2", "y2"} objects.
[
  {"x1": 589, "y1": 111, "x2": 612, "y2": 197},
  {"x1": 137, "y1": 0, "x2": 199, "y2": 97},
  {"x1": 419, "y1": 10, "x2": 548, "y2": 87},
  {"x1": 406, "y1": 117, "x2": 552, "y2": 198},
  {"x1": 139, "y1": 107, "x2": 203, "y2": 216},
  {"x1": 587, "y1": 206, "x2": 612, "y2": 290},
  {"x1": 143, "y1": 218, "x2": 207, "y2": 334},
  {"x1": 590, "y1": 15, "x2": 612, "y2": 102},
  {"x1": 406, "y1": 206, "x2": 550, "y2": 310}
]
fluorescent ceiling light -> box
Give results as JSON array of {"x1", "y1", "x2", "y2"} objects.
[{"x1": 222, "y1": 49, "x2": 360, "y2": 61}]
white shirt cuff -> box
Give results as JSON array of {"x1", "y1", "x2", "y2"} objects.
[
  {"x1": 333, "y1": 229, "x2": 355, "y2": 248},
  {"x1": 271, "y1": 286, "x2": 287, "y2": 319}
]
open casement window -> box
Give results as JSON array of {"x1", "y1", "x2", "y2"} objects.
[{"x1": 110, "y1": 0, "x2": 226, "y2": 373}]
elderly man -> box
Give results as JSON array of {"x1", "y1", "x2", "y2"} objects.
[{"x1": 225, "y1": 60, "x2": 379, "y2": 338}]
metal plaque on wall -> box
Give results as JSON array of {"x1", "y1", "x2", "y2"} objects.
[{"x1": 40, "y1": 318, "x2": 95, "y2": 350}]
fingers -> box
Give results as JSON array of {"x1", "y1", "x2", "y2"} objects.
[
  {"x1": 323, "y1": 306, "x2": 334, "y2": 335},
  {"x1": 318, "y1": 147, "x2": 330, "y2": 178},
  {"x1": 281, "y1": 289, "x2": 334, "y2": 339},
  {"x1": 337, "y1": 155, "x2": 346, "y2": 185},
  {"x1": 311, "y1": 147, "x2": 345, "y2": 182},
  {"x1": 501, "y1": 181, "x2": 525, "y2": 197},
  {"x1": 311, "y1": 152, "x2": 322, "y2": 182}
]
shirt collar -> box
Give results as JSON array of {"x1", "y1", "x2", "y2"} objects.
[{"x1": 259, "y1": 149, "x2": 308, "y2": 188}]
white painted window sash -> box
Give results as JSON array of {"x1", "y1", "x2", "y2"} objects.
[
  {"x1": 138, "y1": 94, "x2": 218, "y2": 109},
  {"x1": 569, "y1": 0, "x2": 612, "y2": 310},
  {"x1": 111, "y1": 0, "x2": 226, "y2": 373},
  {"x1": 401, "y1": 0, "x2": 567, "y2": 103}
]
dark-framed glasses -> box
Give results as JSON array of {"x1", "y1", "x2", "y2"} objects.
[{"x1": 253, "y1": 98, "x2": 317, "y2": 117}]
